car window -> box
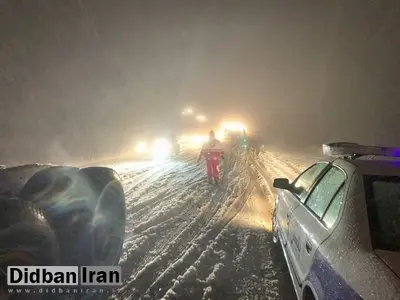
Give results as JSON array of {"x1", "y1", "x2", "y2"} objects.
[
  {"x1": 364, "y1": 175, "x2": 400, "y2": 252},
  {"x1": 322, "y1": 186, "x2": 345, "y2": 228},
  {"x1": 291, "y1": 163, "x2": 328, "y2": 202},
  {"x1": 305, "y1": 167, "x2": 346, "y2": 218}
]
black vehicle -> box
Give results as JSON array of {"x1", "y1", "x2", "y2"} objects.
[{"x1": 0, "y1": 165, "x2": 126, "y2": 278}]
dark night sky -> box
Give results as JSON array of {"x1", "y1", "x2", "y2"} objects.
[{"x1": 0, "y1": 0, "x2": 399, "y2": 164}]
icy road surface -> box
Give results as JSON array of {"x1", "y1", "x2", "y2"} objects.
[{"x1": 109, "y1": 148, "x2": 310, "y2": 300}]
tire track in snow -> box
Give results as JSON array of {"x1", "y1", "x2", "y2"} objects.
[
  {"x1": 119, "y1": 179, "x2": 210, "y2": 281},
  {"x1": 129, "y1": 161, "x2": 200, "y2": 202},
  {"x1": 118, "y1": 154, "x2": 219, "y2": 283},
  {"x1": 259, "y1": 151, "x2": 303, "y2": 181},
  {"x1": 123, "y1": 161, "x2": 197, "y2": 228},
  {"x1": 267, "y1": 152, "x2": 303, "y2": 178},
  {"x1": 139, "y1": 151, "x2": 252, "y2": 298},
  {"x1": 159, "y1": 217, "x2": 235, "y2": 300},
  {"x1": 129, "y1": 177, "x2": 206, "y2": 235},
  {"x1": 158, "y1": 191, "x2": 284, "y2": 300},
  {"x1": 124, "y1": 162, "x2": 177, "y2": 203},
  {"x1": 246, "y1": 150, "x2": 276, "y2": 203},
  {"x1": 156, "y1": 162, "x2": 296, "y2": 300},
  {"x1": 120, "y1": 168, "x2": 156, "y2": 197},
  {"x1": 119, "y1": 159, "x2": 209, "y2": 273},
  {"x1": 125, "y1": 167, "x2": 205, "y2": 233},
  {"x1": 116, "y1": 186, "x2": 229, "y2": 298},
  {"x1": 148, "y1": 178, "x2": 254, "y2": 299},
  {"x1": 129, "y1": 163, "x2": 202, "y2": 210},
  {"x1": 113, "y1": 148, "x2": 303, "y2": 300},
  {"x1": 144, "y1": 153, "x2": 253, "y2": 298},
  {"x1": 251, "y1": 151, "x2": 302, "y2": 194},
  {"x1": 247, "y1": 150, "x2": 302, "y2": 212},
  {"x1": 115, "y1": 148, "x2": 249, "y2": 299}
]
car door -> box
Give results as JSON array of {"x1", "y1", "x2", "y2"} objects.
[
  {"x1": 287, "y1": 166, "x2": 346, "y2": 284},
  {"x1": 276, "y1": 163, "x2": 329, "y2": 245}
]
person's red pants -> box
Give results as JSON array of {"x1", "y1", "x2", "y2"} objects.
[{"x1": 206, "y1": 158, "x2": 220, "y2": 181}]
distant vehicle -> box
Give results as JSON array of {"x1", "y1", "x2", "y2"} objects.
[
  {"x1": 134, "y1": 135, "x2": 180, "y2": 160},
  {"x1": 0, "y1": 165, "x2": 126, "y2": 274},
  {"x1": 218, "y1": 121, "x2": 247, "y2": 143},
  {"x1": 272, "y1": 142, "x2": 400, "y2": 300},
  {"x1": 223, "y1": 128, "x2": 241, "y2": 141}
]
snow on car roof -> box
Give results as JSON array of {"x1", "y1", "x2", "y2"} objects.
[
  {"x1": 323, "y1": 142, "x2": 400, "y2": 158},
  {"x1": 323, "y1": 142, "x2": 400, "y2": 176},
  {"x1": 341, "y1": 157, "x2": 400, "y2": 176}
]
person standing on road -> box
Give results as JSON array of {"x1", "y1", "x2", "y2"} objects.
[{"x1": 197, "y1": 130, "x2": 224, "y2": 184}]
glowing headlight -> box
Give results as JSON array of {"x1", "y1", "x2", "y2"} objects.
[
  {"x1": 215, "y1": 129, "x2": 225, "y2": 140},
  {"x1": 196, "y1": 115, "x2": 207, "y2": 122},
  {"x1": 151, "y1": 138, "x2": 172, "y2": 160},
  {"x1": 190, "y1": 135, "x2": 208, "y2": 144},
  {"x1": 221, "y1": 121, "x2": 247, "y2": 132},
  {"x1": 136, "y1": 142, "x2": 147, "y2": 153}
]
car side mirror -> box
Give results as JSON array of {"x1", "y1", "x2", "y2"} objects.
[{"x1": 273, "y1": 178, "x2": 291, "y2": 190}]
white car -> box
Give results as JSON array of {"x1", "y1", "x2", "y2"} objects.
[{"x1": 272, "y1": 142, "x2": 400, "y2": 300}]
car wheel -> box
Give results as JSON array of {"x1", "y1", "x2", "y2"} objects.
[
  {"x1": 78, "y1": 167, "x2": 126, "y2": 266},
  {"x1": 303, "y1": 286, "x2": 316, "y2": 300},
  {"x1": 20, "y1": 166, "x2": 126, "y2": 266},
  {"x1": 0, "y1": 197, "x2": 59, "y2": 293},
  {"x1": 19, "y1": 166, "x2": 79, "y2": 198}
]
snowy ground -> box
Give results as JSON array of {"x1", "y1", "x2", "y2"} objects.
[{"x1": 104, "y1": 146, "x2": 315, "y2": 300}]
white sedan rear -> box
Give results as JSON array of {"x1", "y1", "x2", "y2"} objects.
[{"x1": 272, "y1": 143, "x2": 400, "y2": 300}]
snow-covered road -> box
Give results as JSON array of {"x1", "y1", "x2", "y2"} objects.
[{"x1": 108, "y1": 147, "x2": 311, "y2": 300}]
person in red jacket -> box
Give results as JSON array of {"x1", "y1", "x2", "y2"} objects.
[{"x1": 197, "y1": 130, "x2": 224, "y2": 183}]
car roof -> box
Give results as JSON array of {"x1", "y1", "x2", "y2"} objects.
[{"x1": 332, "y1": 156, "x2": 400, "y2": 176}]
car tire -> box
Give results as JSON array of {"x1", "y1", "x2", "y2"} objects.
[
  {"x1": 303, "y1": 286, "x2": 316, "y2": 300},
  {"x1": 19, "y1": 166, "x2": 85, "y2": 265},
  {"x1": 0, "y1": 197, "x2": 59, "y2": 290},
  {"x1": 20, "y1": 166, "x2": 126, "y2": 266},
  {"x1": 78, "y1": 167, "x2": 126, "y2": 266}
]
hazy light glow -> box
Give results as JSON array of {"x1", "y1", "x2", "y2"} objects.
[
  {"x1": 215, "y1": 129, "x2": 225, "y2": 140},
  {"x1": 182, "y1": 107, "x2": 194, "y2": 115},
  {"x1": 221, "y1": 121, "x2": 247, "y2": 132},
  {"x1": 151, "y1": 138, "x2": 172, "y2": 160},
  {"x1": 179, "y1": 134, "x2": 208, "y2": 149},
  {"x1": 135, "y1": 141, "x2": 147, "y2": 153},
  {"x1": 196, "y1": 115, "x2": 207, "y2": 122},
  {"x1": 110, "y1": 161, "x2": 156, "y2": 172},
  {"x1": 190, "y1": 134, "x2": 208, "y2": 144}
]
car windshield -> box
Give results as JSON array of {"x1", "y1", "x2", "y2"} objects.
[{"x1": 364, "y1": 175, "x2": 400, "y2": 252}]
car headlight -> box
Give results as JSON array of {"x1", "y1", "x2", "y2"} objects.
[
  {"x1": 151, "y1": 138, "x2": 172, "y2": 159},
  {"x1": 136, "y1": 142, "x2": 147, "y2": 153}
]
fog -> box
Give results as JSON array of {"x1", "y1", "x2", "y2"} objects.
[{"x1": 0, "y1": 0, "x2": 399, "y2": 164}]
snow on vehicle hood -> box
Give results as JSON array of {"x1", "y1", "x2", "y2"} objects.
[{"x1": 375, "y1": 249, "x2": 400, "y2": 278}]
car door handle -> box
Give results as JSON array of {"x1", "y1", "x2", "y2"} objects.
[{"x1": 305, "y1": 241, "x2": 312, "y2": 254}]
